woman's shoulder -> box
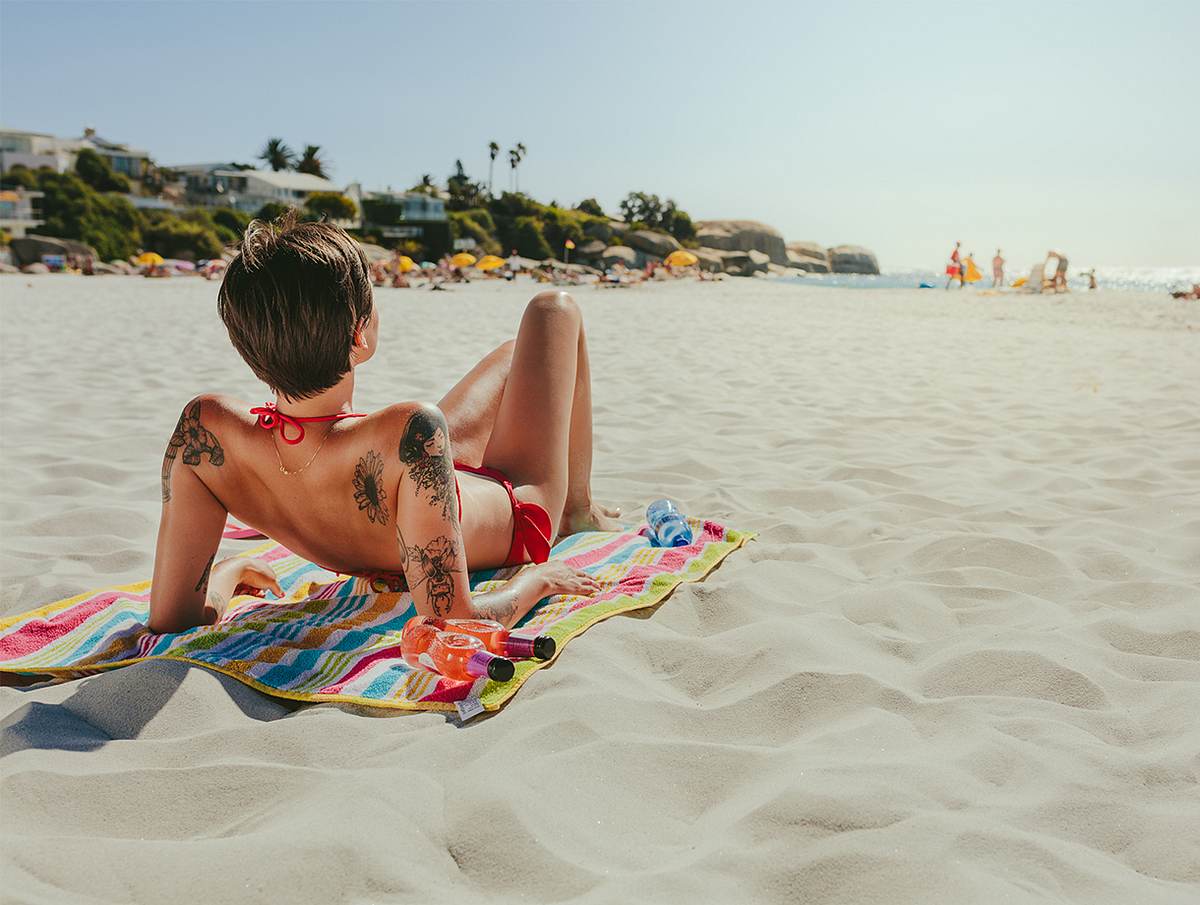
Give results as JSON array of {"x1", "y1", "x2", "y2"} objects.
[
  {"x1": 167, "y1": 393, "x2": 252, "y2": 430},
  {"x1": 368, "y1": 401, "x2": 449, "y2": 433}
]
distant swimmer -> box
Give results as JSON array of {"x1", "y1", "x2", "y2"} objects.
[
  {"x1": 992, "y1": 249, "x2": 1005, "y2": 287},
  {"x1": 945, "y1": 240, "x2": 962, "y2": 290},
  {"x1": 1082, "y1": 269, "x2": 1098, "y2": 290}
]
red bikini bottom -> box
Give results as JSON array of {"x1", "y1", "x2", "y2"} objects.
[
  {"x1": 356, "y1": 463, "x2": 552, "y2": 592},
  {"x1": 453, "y1": 462, "x2": 552, "y2": 567}
]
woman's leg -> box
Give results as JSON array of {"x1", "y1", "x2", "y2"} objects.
[
  {"x1": 481, "y1": 291, "x2": 615, "y2": 537},
  {"x1": 437, "y1": 340, "x2": 515, "y2": 468}
]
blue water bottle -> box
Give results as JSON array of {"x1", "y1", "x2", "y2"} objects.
[{"x1": 646, "y1": 499, "x2": 693, "y2": 547}]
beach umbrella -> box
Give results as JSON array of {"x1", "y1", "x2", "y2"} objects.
[
  {"x1": 450, "y1": 252, "x2": 477, "y2": 268},
  {"x1": 665, "y1": 250, "x2": 698, "y2": 268},
  {"x1": 396, "y1": 255, "x2": 417, "y2": 273},
  {"x1": 476, "y1": 255, "x2": 505, "y2": 271},
  {"x1": 134, "y1": 252, "x2": 164, "y2": 267}
]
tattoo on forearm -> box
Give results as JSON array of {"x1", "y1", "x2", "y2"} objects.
[
  {"x1": 403, "y1": 534, "x2": 458, "y2": 616},
  {"x1": 477, "y1": 594, "x2": 517, "y2": 626},
  {"x1": 352, "y1": 450, "x2": 390, "y2": 525},
  {"x1": 194, "y1": 553, "x2": 215, "y2": 594},
  {"x1": 398, "y1": 408, "x2": 455, "y2": 520},
  {"x1": 161, "y1": 400, "x2": 225, "y2": 502}
]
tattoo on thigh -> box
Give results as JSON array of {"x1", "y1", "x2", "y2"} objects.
[
  {"x1": 352, "y1": 450, "x2": 390, "y2": 525},
  {"x1": 399, "y1": 408, "x2": 455, "y2": 519},
  {"x1": 162, "y1": 400, "x2": 224, "y2": 502},
  {"x1": 194, "y1": 553, "x2": 215, "y2": 594},
  {"x1": 403, "y1": 534, "x2": 458, "y2": 616}
]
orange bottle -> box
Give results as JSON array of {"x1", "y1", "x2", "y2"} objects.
[
  {"x1": 405, "y1": 615, "x2": 556, "y2": 660},
  {"x1": 426, "y1": 631, "x2": 514, "y2": 682}
]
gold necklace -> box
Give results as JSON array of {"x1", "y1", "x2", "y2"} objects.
[{"x1": 272, "y1": 423, "x2": 336, "y2": 476}]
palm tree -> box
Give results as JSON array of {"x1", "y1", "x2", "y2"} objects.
[
  {"x1": 296, "y1": 144, "x2": 327, "y2": 178},
  {"x1": 259, "y1": 138, "x2": 296, "y2": 172},
  {"x1": 514, "y1": 142, "x2": 527, "y2": 193},
  {"x1": 508, "y1": 148, "x2": 519, "y2": 193},
  {"x1": 487, "y1": 141, "x2": 499, "y2": 196}
]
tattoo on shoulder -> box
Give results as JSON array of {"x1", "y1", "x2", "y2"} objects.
[
  {"x1": 194, "y1": 553, "x2": 215, "y2": 595},
  {"x1": 353, "y1": 450, "x2": 390, "y2": 525},
  {"x1": 398, "y1": 408, "x2": 455, "y2": 520},
  {"x1": 403, "y1": 534, "x2": 458, "y2": 616},
  {"x1": 161, "y1": 400, "x2": 225, "y2": 503}
]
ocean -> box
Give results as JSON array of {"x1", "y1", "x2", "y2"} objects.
[{"x1": 786, "y1": 265, "x2": 1200, "y2": 293}]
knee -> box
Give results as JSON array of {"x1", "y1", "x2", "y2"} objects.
[{"x1": 525, "y1": 290, "x2": 580, "y2": 323}]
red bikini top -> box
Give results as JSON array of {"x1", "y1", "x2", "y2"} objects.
[{"x1": 250, "y1": 402, "x2": 367, "y2": 444}]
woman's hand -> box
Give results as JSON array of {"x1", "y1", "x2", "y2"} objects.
[
  {"x1": 526, "y1": 561, "x2": 602, "y2": 599},
  {"x1": 204, "y1": 557, "x2": 283, "y2": 621}
]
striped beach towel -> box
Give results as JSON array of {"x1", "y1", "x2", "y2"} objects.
[{"x1": 0, "y1": 519, "x2": 751, "y2": 718}]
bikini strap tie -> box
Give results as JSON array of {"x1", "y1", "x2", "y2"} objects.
[{"x1": 250, "y1": 402, "x2": 366, "y2": 445}]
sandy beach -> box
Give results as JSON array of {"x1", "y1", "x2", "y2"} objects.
[{"x1": 2, "y1": 275, "x2": 1198, "y2": 903}]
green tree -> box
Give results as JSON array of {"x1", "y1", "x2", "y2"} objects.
[
  {"x1": 305, "y1": 191, "x2": 357, "y2": 220},
  {"x1": 619, "y1": 191, "x2": 665, "y2": 230},
  {"x1": 296, "y1": 144, "x2": 327, "y2": 178},
  {"x1": 31, "y1": 169, "x2": 141, "y2": 259},
  {"x1": 74, "y1": 148, "x2": 131, "y2": 193},
  {"x1": 446, "y1": 160, "x2": 486, "y2": 212},
  {"x1": 259, "y1": 138, "x2": 296, "y2": 172},
  {"x1": 576, "y1": 197, "x2": 605, "y2": 217}
]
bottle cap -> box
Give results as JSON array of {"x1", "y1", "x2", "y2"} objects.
[
  {"x1": 486, "y1": 655, "x2": 515, "y2": 682},
  {"x1": 532, "y1": 635, "x2": 557, "y2": 660}
]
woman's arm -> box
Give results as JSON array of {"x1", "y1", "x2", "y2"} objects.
[
  {"x1": 148, "y1": 397, "x2": 229, "y2": 633},
  {"x1": 394, "y1": 404, "x2": 600, "y2": 628}
]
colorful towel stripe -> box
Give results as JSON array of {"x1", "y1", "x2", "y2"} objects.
[{"x1": 0, "y1": 519, "x2": 751, "y2": 715}]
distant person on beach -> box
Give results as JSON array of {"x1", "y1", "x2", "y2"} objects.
[
  {"x1": 944, "y1": 241, "x2": 962, "y2": 290},
  {"x1": 1049, "y1": 250, "x2": 1069, "y2": 292},
  {"x1": 992, "y1": 249, "x2": 1004, "y2": 287},
  {"x1": 1082, "y1": 269, "x2": 1097, "y2": 290},
  {"x1": 507, "y1": 249, "x2": 519, "y2": 281},
  {"x1": 146, "y1": 214, "x2": 613, "y2": 633}
]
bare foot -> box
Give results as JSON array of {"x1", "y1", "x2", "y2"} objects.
[{"x1": 559, "y1": 501, "x2": 622, "y2": 538}]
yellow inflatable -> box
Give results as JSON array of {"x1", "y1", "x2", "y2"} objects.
[
  {"x1": 1012, "y1": 276, "x2": 1028, "y2": 288},
  {"x1": 963, "y1": 256, "x2": 983, "y2": 283}
]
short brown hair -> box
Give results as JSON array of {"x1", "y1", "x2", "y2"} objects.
[{"x1": 217, "y1": 212, "x2": 373, "y2": 400}]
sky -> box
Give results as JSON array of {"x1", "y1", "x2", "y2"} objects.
[{"x1": 2, "y1": 0, "x2": 1197, "y2": 268}]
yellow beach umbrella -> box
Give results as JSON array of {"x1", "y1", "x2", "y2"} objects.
[
  {"x1": 135, "y1": 252, "x2": 165, "y2": 267},
  {"x1": 665, "y1": 250, "x2": 698, "y2": 268},
  {"x1": 476, "y1": 255, "x2": 505, "y2": 271},
  {"x1": 450, "y1": 252, "x2": 477, "y2": 268},
  {"x1": 396, "y1": 255, "x2": 416, "y2": 273}
]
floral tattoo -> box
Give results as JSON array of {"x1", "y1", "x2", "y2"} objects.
[
  {"x1": 352, "y1": 450, "x2": 390, "y2": 525},
  {"x1": 398, "y1": 408, "x2": 455, "y2": 520},
  {"x1": 161, "y1": 400, "x2": 224, "y2": 502}
]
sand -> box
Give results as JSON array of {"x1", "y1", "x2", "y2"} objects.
[{"x1": 1, "y1": 275, "x2": 1198, "y2": 904}]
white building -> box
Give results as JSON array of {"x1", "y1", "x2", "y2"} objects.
[
  {"x1": 0, "y1": 127, "x2": 151, "y2": 178},
  {"x1": 0, "y1": 188, "x2": 44, "y2": 238},
  {"x1": 176, "y1": 163, "x2": 345, "y2": 216}
]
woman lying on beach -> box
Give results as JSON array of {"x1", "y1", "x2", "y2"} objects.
[{"x1": 149, "y1": 215, "x2": 617, "y2": 634}]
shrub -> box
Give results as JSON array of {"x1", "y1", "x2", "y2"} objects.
[
  {"x1": 512, "y1": 216, "x2": 552, "y2": 260},
  {"x1": 75, "y1": 148, "x2": 131, "y2": 193},
  {"x1": 256, "y1": 202, "x2": 290, "y2": 222},
  {"x1": 212, "y1": 207, "x2": 251, "y2": 236},
  {"x1": 448, "y1": 210, "x2": 501, "y2": 256},
  {"x1": 140, "y1": 215, "x2": 223, "y2": 260},
  {"x1": 576, "y1": 197, "x2": 604, "y2": 217},
  {"x1": 1, "y1": 165, "x2": 38, "y2": 189},
  {"x1": 305, "y1": 191, "x2": 357, "y2": 221}
]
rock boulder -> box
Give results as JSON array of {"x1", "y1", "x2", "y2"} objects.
[
  {"x1": 695, "y1": 220, "x2": 787, "y2": 265},
  {"x1": 601, "y1": 245, "x2": 637, "y2": 268},
  {"x1": 828, "y1": 245, "x2": 880, "y2": 275},
  {"x1": 693, "y1": 247, "x2": 726, "y2": 273},
  {"x1": 626, "y1": 230, "x2": 681, "y2": 258},
  {"x1": 785, "y1": 241, "x2": 831, "y2": 273}
]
